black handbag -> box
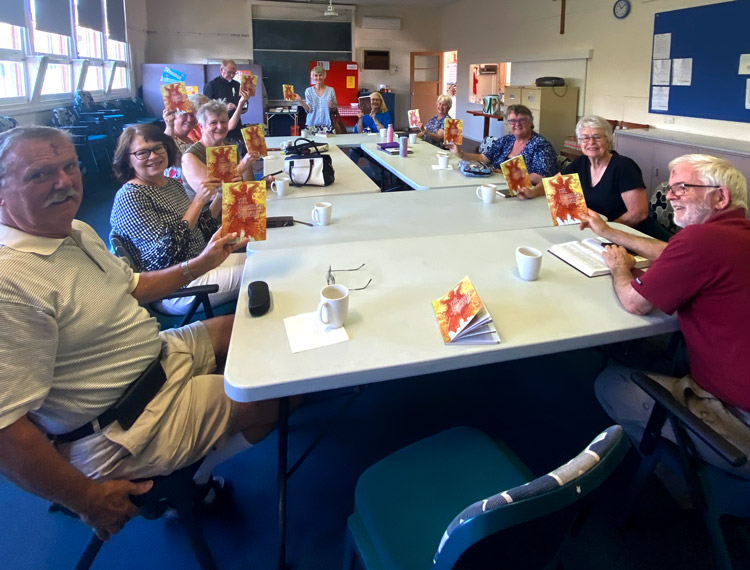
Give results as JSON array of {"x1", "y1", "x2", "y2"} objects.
[{"x1": 284, "y1": 137, "x2": 330, "y2": 156}]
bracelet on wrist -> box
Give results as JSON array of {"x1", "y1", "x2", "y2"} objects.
[{"x1": 181, "y1": 260, "x2": 196, "y2": 282}]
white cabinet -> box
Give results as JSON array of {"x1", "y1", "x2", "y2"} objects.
[{"x1": 503, "y1": 85, "x2": 579, "y2": 153}]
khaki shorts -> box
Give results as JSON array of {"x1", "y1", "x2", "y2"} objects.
[{"x1": 59, "y1": 321, "x2": 239, "y2": 480}]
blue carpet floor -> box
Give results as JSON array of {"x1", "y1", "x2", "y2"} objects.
[{"x1": 2, "y1": 175, "x2": 748, "y2": 569}]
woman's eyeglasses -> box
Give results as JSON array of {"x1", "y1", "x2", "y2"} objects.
[
  {"x1": 506, "y1": 119, "x2": 529, "y2": 126},
  {"x1": 130, "y1": 144, "x2": 167, "y2": 161},
  {"x1": 578, "y1": 134, "x2": 605, "y2": 142}
]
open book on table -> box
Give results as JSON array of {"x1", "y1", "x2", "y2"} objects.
[
  {"x1": 432, "y1": 276, "x2": 500, "y2": 345},
  {"x1": 548, "y1": 237, "x2": 651, "y2": 277}
]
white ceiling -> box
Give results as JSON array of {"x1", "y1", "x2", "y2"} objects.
[{"x1": 275, "y1": 0, "x2": 457, "y2": 6}]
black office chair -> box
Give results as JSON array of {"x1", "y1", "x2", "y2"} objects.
[
  {"x1": 624, "y1": 371, "x2": 750, "y2": 570},
  {"x1": 51, "y1": 461, "x2": 218, "y2": 570},
  {"x1": 109, "y1": 233, "x2": 226, "y2": 328}
]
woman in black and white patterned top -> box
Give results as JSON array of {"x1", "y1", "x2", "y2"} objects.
[{"x1": 110, "y1": 124, "x2": 244, "y2": 315}]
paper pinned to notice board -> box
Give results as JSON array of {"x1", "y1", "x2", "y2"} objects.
[
  {"x1": 317, "y1": 61, "x2": 330, "y2": 70},
  {"x1": 653, "y1": 33, "x2": 671, "y2": 60},
  {"x1": 672, "y1": 59, "x2": 692, "y2": 86},
  {"x1": 652, "y1": 60, "x2": 671, "y2": 86},
  {"x1": 652, "y1": 86, "x2": 670, "y2": 111},
  {"x1": 739, "y1": 54, "x2": 750, "y2": 75},
  {"x1": 746, "y1": 79, "x2": 750, "y2": 110}
]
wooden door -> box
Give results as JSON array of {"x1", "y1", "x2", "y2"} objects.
[{"x1": 410, "y1": 52, "x2": 443, "y2": 128}]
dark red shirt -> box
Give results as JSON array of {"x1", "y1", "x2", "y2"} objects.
[{"x1": 632, "y1": 209, "x2": 750, "y2": 410}]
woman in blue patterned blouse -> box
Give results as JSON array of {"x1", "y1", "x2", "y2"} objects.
[
  {"x1": 448, "y1": 104, "x2": 558, "y2": 185},
  {"x1": 418, "y1": 94, "x2": 453, "y2": 145},
  {"x1": 295, "y1": 65, "x2": 338, "y2": 131},
  {"x1": 110, "y1": 124, "x2": 244, "y2": 315}
]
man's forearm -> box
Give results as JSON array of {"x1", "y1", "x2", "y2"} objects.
[
  {"x1": 0, "y1": 416, "x2": 95, "y2": 515},
  {"x1": 131, "y1": 262, "x2": 200, "y2": 304},
  {"x1": 600, "y1": 225, "x2": 668, "y2": 261},
  {"x1": 611, "y1": 266, "x2": 653, "y2": 315}
]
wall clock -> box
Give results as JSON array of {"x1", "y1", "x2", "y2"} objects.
[{"x1": 613, "y1": 0, "x2": 631, "y2": 19}]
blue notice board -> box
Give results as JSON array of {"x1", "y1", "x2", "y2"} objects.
[{"x1": 649, "y1": 1, "x2": 750, "y2": 123}]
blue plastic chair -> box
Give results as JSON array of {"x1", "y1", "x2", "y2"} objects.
[{"x1": 344, "y1": 425, "x2": 629, "y2": 570}]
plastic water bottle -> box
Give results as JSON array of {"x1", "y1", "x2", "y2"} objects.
[
  {"x1": 387, "y1": 124, "x2": 394, "y2": 143},
  {"x1": 399, "y1": 136, "x2": 408, "y2": 157}
]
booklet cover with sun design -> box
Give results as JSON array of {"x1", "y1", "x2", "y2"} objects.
[
  {"x1": 432, "y1": 276, "x2": 499, "y2": 345},
  {"x1": 499, "y1": 155, "x2": 532, "y2": 197},
  {"x1": 241, "y1": 124, "x2": 267, "y2": 157},
  {"x1": 408, "y1": 109, "x2": 421, "y2": 129},
  {"x1": 160, "y1": 81, "x2": 192, "y2": 112},
  {"x1": 444, "y1": 118, "x2": 463, "y2": 145},
  {"x1": 283, "y1": 84, "x2": 295, "y2": 101},
  {"x1": 206, "y1": 146, "x2": 238, "y2": 183},
  {"x1": 542, "y1": 173, "x2": 588, "y2": 226},
  {"x1": 239, "y1": 73, "x2": 257, "y2": 97},
  {"x1": 222, "y1": 181, "x2": 266, "y2": 242}
]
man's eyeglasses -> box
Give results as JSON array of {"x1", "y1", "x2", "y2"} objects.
[
  {"x1": 578, "y1": 134, "x2": 605, "y2": 142},
  {"x1": 327, "y1": 263, "x2": 372, "y2": 290},
  {"x1": 506, "y1": 119, "x2": 529, "y2": 126},
  {"x1": 665, "y1": 183, "x2": 721, "y2": 197},
  {"x1": 130, "y1": 144, "x2": 167, "y2": 161}
]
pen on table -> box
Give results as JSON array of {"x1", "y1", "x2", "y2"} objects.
[
  {"x1": 293, "y1": 219, "x2": 313, "y2": 227},
  {"x1": 263, "y1": 170, "x2": 284, "y2": 179}
]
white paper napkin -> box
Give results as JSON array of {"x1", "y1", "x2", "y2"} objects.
[
  {"x1": 431, "y1": 165, "x2": 455, "y2": 170},
  {"x1": 284, "y1": 312, "x2": 349, "y2": 353}
]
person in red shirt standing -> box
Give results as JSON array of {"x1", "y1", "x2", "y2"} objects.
[{"x1": 579, "y1": 154, "x2": 750, "y2": 479}]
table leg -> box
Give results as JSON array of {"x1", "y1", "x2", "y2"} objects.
[
  {"x1": 277, "y1": 396, "x2": 289, "y2": 570},
  {"x1": 483, "y1": 116, "x2": 490, "y2": 139}
]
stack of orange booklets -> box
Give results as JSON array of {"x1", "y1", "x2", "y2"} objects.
[
  {"x1": 499, "y1": 155, "x2": 532, "y2": 197},
  {"x1": 241, "y1": 124, "x2": 267, "y2": 157},
  {"x1": 542, "y1": 173, "x2": 588, "y2": 226},
  {"x1": 432, "y1": 276, "x2": 499, "y2": 345},
  {"x1": 206, "y1": 146, "x2": 238, "y2": 183},
  {"x1": 222, "y1": 181, "x2": 266, "y2": 242},
  {"x1": 444, "y1": 118, "x2": 463, "y2": 145}
]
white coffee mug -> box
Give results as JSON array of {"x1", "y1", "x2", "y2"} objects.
[
  {"x1": 379, "y1": 128, "x2": 388, "y2": 141},
  {"x1": 301, "y1": 129, "x2": 308, "y2": 138},
  {"x1": 476, "y1": 184, "x2": 498, "y2": 204},
  {"x1": 438, "y1": 154, "x2": 449, "y2": 169},
  {"x1": 318, "y1": 284, "x2": 349, "y2": 328},
  {"x1": 516, "y1": 246, "x2": 543, "y2": 281},
  {"x1": 311, "y1": 201, "x2": 333, "y2": 226},
  {"x1": 271, "y1": 177, "x2": 291, "y2": 196},
  {"x1": 408, "y1": 133, "x2": 418, "y2": 145}
]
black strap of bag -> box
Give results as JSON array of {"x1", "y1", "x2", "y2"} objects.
[
  {"x1": 288, "y1": 157, "x2": 315, "y2": 186},
  {"x1": 285, "y1": 137, "x2": 328, "y2": 156}
]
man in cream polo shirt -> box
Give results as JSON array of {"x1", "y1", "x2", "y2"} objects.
[{"x1": 0, "y1": 127, "x2": 280, "y2": 541}]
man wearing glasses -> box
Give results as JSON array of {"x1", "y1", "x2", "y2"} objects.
[{"x1": 579, "y1": 154, "x2": 750, "y2": 478}]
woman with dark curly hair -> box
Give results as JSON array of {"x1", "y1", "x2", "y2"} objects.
[{"x1": 110, "y1": 123, "x2": 243, "y2": 314}]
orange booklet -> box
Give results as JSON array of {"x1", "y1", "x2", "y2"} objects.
[
  {"x1": 206, "y1": 146, "x2": 238, "y2": 183},
  {"x1": 222, "y1": 181, "x2": 266, "y2": 242},
  {"x1": 408, "y1": 109, "x2": 421, "y2": 129},
  {"x1": 241, "y1": 124, "x2": 267, "y2": 157},
  {"x1": 432, "y1": 276, "x2": 499, "y2": 345},
  {"x1": 542, "y1": 173, "x2": 588, "y2": 226},
  {"x1": 160, "y1": 81, "x2": 192, "y2": 112},
  {"x1": 444, "y1": 118, "x2": 463, "y2": 145},
  {"x1": 499, "y1": 155, "x2": 532, "y2": 197},
  {"x1": 283, "y1": 84, "x2": 295, "y2": 101},
  {"x1": 239, "y1": 73, "x2": 257, "y2": 97}
]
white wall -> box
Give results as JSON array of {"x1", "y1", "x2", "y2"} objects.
[
  {"x1": 440, "y1": 0, "x2": 750, "y2": 144},
  {"x1": 354, "y1": 6, "x2": 439, "y2": 128},
  {"x1": 144, "y1": 0, "x2": 252, "y2": 63}
]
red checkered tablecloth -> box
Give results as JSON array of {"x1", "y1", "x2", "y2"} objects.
[{"x1": 337, "y1": 107, "x2": 360, "y2": 117}]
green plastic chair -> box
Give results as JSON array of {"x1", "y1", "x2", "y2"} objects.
[{"x1": 344, "y1": 425, "x2": 629, "y2": 570}]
